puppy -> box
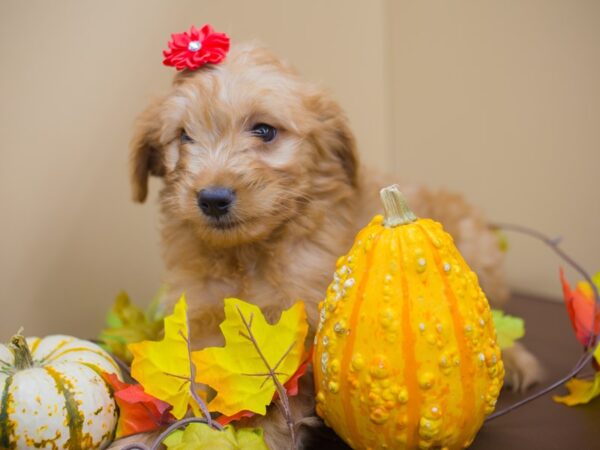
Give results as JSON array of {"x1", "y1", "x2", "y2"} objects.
[{"x1": 128, "y1": 43, "x2": 541, "y2": 449}]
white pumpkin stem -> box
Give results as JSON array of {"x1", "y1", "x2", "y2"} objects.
[
  {"x1": 9, "y1": 329, "x2": 34, "y2": 370},
  {"x1": 380, "y1": 185, "x2": 417, "y2": 227}
]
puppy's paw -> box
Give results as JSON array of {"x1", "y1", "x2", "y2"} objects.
[{"x1": 502, "y1": 342, "x2": 544, "y2": 392}]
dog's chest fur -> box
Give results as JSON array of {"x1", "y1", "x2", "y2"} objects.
[{"x1": 160, "y1": 194, "x2": 365, "y2": 348}]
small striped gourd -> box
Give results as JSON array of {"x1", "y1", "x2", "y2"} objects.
[
  {"x1": 313, "y1": 185, "x2": 504, "y2": 450},
  {"x1": 0, "y1": 333, "x2": 121, "y2": 449}
]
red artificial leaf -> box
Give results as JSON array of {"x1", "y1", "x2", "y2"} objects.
[
  {"x1": 559, "y1": 268, "x2": 600, "y2": 347},
  {"x1": 215, "y1": 347, "x2": 314, "y2": 426},
  {"x1": 163, "y1": 24, "x2": 230, "y2": 71},
  {"x1": 102, "y1": 372, "x2": 174, "y2": 438},
  {"x1": 216, "y1": 409, "x2": 255, "y2": 426}
]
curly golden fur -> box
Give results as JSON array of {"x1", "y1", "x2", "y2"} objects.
[{"x1": 118, "y1": 43, "x2": 541, "y2": 449}]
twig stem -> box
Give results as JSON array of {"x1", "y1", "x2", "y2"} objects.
[
  {"x1": 179, "y1": 328, "x2": 213, "y2": 427},
  {"x1": 492, "y1": 222, "x2": 600, "y2": 331},
  {"x1": 236, "y1": 306, "x2": 297, "y2": 450}
]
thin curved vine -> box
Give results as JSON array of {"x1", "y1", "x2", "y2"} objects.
[{"x1": 485, "y1": 222, "x2": 600, "y2": 421}]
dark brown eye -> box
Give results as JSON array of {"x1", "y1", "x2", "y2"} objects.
[
  {"x1": 251, "y1": 123, "x2": 277, "y2": 142},
  {"x1": 180, "y1": 130, "x2": 194, "y2": 144}
]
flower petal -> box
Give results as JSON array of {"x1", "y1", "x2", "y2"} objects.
[{"x1": 171, "y1": 32, "x2": 189, "y2": 48}]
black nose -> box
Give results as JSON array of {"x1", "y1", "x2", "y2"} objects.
[{"x1": 198, "y1": 187, "x2": 235, "y2": 218}]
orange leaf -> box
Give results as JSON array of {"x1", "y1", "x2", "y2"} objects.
[
  {"x1": 559, "y1": 268, "x2": 600, "y2": 347},
  {"x1": 216, "y1": 409, "x2": 255, "y2": 426}
]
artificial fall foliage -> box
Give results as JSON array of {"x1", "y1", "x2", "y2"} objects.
[
  {"x1": 491, "y1": 309, "x2": 525, "y2": 349},
  {"x1": 99, "y1": 288, "x2": 167, "y2": 363},
  {"x1": 129, "y1": 296, "x2": 202, "y2": 419},
  {"x1": 193, "y1": 298, "x2": 309, "y2": 417},
  {"x1": 163, "y1": 423, "x2": 268, "y2": 450},
  {"x1": 216, "y1": 347, "x2": 313, "y2": 426},
  {"x1": 558, "y1": 269, "x2": 600, "y2": 347},
  {"x1": 553, "y1": 270, "x2": 600, "y2": 406},
  {"x1": 121, "y1": 295, "x2": 309, "y2": 447},
  {"x1": 558, "y1": 375, "x2": 600, "y2": 405},
  {"x1": 281, "y1": 345, "x2": 313, "y2": 397},
  {"x1": 102, "y1": 372, "x2": 174, "y2": 438},
  {"x1": 553, "y1": 345, "x2": 600, "y2": 406}
]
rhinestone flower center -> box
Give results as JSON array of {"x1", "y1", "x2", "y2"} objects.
[{"x1": 188, "y1": 40, "x2": 202, "y2": 52}]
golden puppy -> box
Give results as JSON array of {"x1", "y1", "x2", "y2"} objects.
[{"x1": 127, "y1": 43, "x2": 541, "y2": 449}]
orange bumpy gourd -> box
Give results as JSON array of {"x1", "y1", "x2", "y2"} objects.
[{"x1": 313, "y1": 185, "x2": 504, "y2": 450}]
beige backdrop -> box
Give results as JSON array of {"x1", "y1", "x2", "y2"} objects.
[{"x1": 0, "y1": 0, "x2": 598, "y2": 338}]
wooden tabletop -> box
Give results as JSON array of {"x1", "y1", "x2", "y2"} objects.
[{"x1": 306, "y1": 293, "x2": 600, "y2": 449}]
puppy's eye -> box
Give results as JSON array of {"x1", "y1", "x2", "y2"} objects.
[
  {"x1": 250, "y1": 123, "x2": 277, "y2": 143},
  {"x1": 180, "y1": 130, "x2": 194, "y2": 144}
]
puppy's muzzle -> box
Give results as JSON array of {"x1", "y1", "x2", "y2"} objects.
[{"x1": 198, "y1": 187, "x2": 236, "y2": 218}]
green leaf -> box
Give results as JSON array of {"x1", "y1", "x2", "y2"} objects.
[
  {"x1": 98, "y1": 288, "x2": 167, "y2": 363},
  {"x1": 491, "y1": 309, "x2": 525, "y2": 349},
  {"x1": 163, "y1": 423, "x2": 269, "y2": 450}
]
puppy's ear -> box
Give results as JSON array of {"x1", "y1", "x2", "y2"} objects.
[
  {"x1": 329, "y1": 115, "x2": 359, "y2": 187},
  {"x1": 309, "y1": 95, "x2": 360, "y2": 187},
  {"x1": 130, "y1": 98, "x2": 166, "y2": 203}
]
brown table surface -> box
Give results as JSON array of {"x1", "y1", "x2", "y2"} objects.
[{"x1": 306, "y1": 293, "x2": 600, "y2": 449}]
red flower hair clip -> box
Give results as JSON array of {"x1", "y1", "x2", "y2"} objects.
[{"x1": 163, "y1": 24, "x2": 230, "y2": 71}]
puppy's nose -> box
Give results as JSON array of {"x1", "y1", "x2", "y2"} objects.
[{"x1": 198, "y1": 187, "x2": 235, "y2": 218}]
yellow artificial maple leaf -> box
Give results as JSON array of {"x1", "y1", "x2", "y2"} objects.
[
  {"x1": 554, "y1": 344, "x2": 600, "y2": 406},
  {"x1": 129, "y1": 295, "x2": 203, "y2": 419},
  {"x1": 192, "y1": 298, "x2": 309, "y2": 417},
  {"x1": 553, "y1": 373, "x2": 600, "y2": 406}
]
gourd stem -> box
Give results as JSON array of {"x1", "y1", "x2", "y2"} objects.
[
  {"x1": 380, "y1": 185, "x2": 417, "y2": 227},
  {"x1": 9, "y1": 329, "x2": 34, "y2": 370}
]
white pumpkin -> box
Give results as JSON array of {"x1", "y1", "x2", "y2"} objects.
[{"x1": 0, "y1": 333, "x2": 121, "y2": 450}]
